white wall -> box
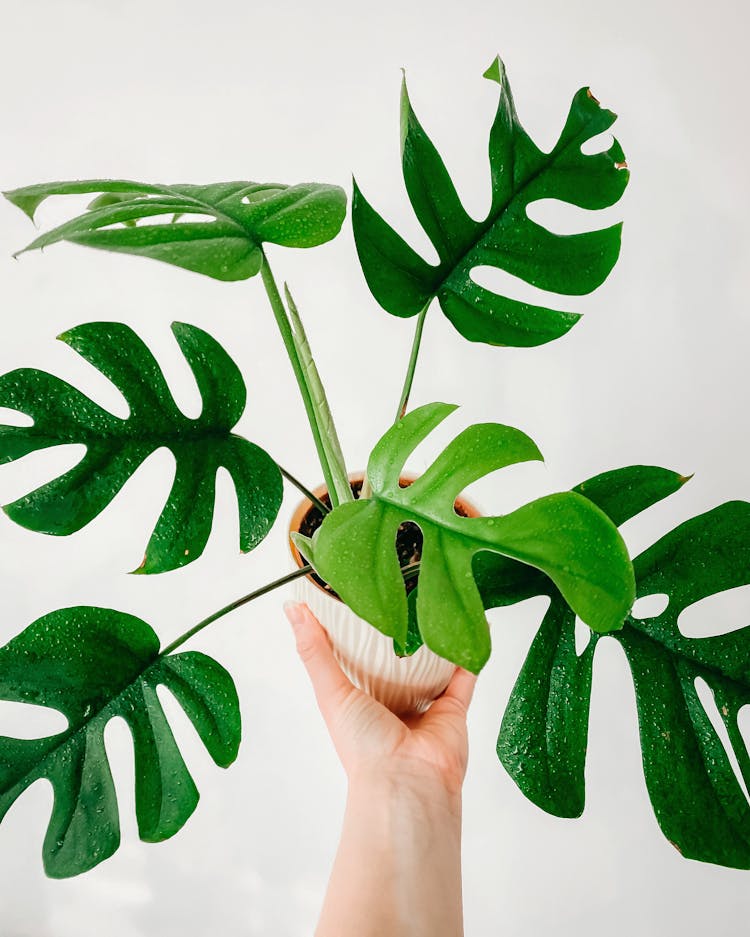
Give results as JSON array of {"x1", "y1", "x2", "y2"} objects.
[{"x1": 0, "y1": 0, "x2": 749, "y2": 934}]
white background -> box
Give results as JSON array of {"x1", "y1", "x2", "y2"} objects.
[{"x1": 1, "y1": 0, "x2": 749, "y2": 934}]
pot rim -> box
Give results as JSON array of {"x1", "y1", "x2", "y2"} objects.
[{"x1": 287, "y1": 472, "x2": 482, "y2": 602}]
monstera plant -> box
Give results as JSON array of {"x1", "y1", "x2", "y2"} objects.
[{"x1": 2, "y1": 54, "x2": 749, "y2": 879}]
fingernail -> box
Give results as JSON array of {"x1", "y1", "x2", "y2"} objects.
[{"x1": 283, "y1": 601, "x2": 305, "y2": 629}]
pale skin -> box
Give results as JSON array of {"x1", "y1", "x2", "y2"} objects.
[{"x1": 284, "y1": 601, "x2": 477, "y2": 937}]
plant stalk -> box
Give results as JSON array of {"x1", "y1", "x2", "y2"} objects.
[
  {"x1": 396, "y1": 303, "x2": 429, "y2": 421},
  {"x1": 283, "y1": 282, "x2": 352, "y2": 505},
  {"x1": 159, "y1": 556, "x2": 422, "y2": 658},
  {"x1": 159, "y1": 556, "x2": 423, "y2": 658},
  {"x1": 359, "y1": 303, "x2": 430, "y2": 501},
  {"x1": 259, "y1": 251, "x2": 340, "y2": 505},
  {"x1": 278, "y1": 464, "x2": 330, "y2": 515},
  {"x1": 160, "y1": 565, "x2": 312, "y2": 657}
]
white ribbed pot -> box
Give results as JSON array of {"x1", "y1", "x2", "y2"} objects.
[{"x1": 288, "y1": 478, "x2": 480, "y2": 715}]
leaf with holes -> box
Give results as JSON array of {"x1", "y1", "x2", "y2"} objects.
[
  {"x1": 293, "y1": 402, "x2": 634, "y2": 673},
  {"x1": 496, "y1": 465, "x2": 688, "y2": 819},
  {"x1": 0, "y1": 321, "x2": 282, "y2": 573},
  {"x1": 495, "y1": 464, "x2": 750, "y2": 868},
  {"x1": 0, "y1": 606, "x2": 240, "y2": 878},
  {"x1": 352, "y1": 55, "x2": 628, "y2": 347},
  {"x1": 616, "y1": 501, "x2": 750, "y2": 868},
  {"x1": 4, "y1": 179, "x2": 346, "y2": 280}
]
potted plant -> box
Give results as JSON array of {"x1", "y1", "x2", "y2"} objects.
[{"x1": 2, "y1": 54, "x2": 749, "y2": 880}]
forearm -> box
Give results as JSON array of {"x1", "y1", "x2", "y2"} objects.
[{"x1": 316, "y1": 767, "x2": 464, "y2": 937}]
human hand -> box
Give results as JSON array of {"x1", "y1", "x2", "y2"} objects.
[{"x1": 284, "y1": 601, "x2": 477, "y2": 798}]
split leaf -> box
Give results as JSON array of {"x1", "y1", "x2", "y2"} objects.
[
  {"x1": 0, "y1": 321, "x2": 282, "y2": 573},
  {"x1": 618, "y1": 501, "x2": 750, "y2": 868},
  {"x1": 4, "y1": 179, "x2": 346, "y2": 281},
  {"x1": 0, "y1": 606, "x2": 240, "y2": 878},
  {"x1": 353, "y1": 56, "x2": 628, "y2": 347},
  {"x1": 294, "y1": 402, "x2": 634, "y2": 673},
  {"x1": 498, "y1": 464, "x2": 750, "y2": 868},
  {"x1": 497, "y1": 465, "x2": 688, "y2": 819}
]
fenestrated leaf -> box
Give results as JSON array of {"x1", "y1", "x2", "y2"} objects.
[
  {"x1": 476, "y1": 464, "x2": 689, "y2": 609},
  {"x1": 4, "y1": 179, "x2": 346, "y2": 281},
  {"x1": 497, "y1": 464, "x2": 750, "y2": 868},
  {"x1": 294, "y1": 403, "x2": 634, "y2": 673},
  {"x1": 497, "y1": 465, "x2": 688, "y2": 819},
  {"x1": 616, "y1": 502, "x2": 750, "y2": 868},
  {"x1": 0, "y1": 321, "x2": 282, "y2": 573},
  {"x1": 395, "y1": 462, "x2": 682, "y2": 656},
  {"x1": 0, "y1": 606, "x2": 240, "y2": 878},
  {"x1": 353, "y1": 56, "x2": 628, "y2": 347}
]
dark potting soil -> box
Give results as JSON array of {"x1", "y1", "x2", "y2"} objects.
[{"x1": 296, "y1": 478, "x2": 471, "y2": 598}]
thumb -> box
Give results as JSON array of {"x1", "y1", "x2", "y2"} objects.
[{"x1": 284, "y1": 602, "x2": 355, "y2": 723}]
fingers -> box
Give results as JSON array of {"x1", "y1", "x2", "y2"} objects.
[
  {"x1": 284, "y1": 601, "x2": 355, "y2": 723},
  {"x1": 439, "y1": 666, "x2": 478, "y2": 714}
]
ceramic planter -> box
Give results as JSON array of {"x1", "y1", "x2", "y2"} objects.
[{"x1": 288, "y1": 478, "x2": 480, "y2": 715}]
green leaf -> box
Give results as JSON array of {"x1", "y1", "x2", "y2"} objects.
[
  {"x1": 476, "y1": 464, "x2": 690, "y2": 609},
  {"x1": 0, "y1": 606, "x2": 240, "y2": 878},
  {"x1": 0, "y1": 321, "x2": 282, "y2": 573},
  {"x1": 616, "y1": 502, "x2": 750, "y2": 868},
  {"x1": 393, "y1": 589, "x2": 424, "y2": 657},
  {"x1": 294, "y1": 403, "x2": 634, "y2": 673},
  {"x1": 352, "y1": 56, "x2": 628, "y2": 347},
  {"x1": 497, "y1": 466, "x2": 689, "y2": 820},
  {"x1": 4, "y1": 179, "x2": 347, "y2": 281},
  {"x1": 498, "y1": 601, "x2": 597, "y2": 818},
  {"x1": 572, "y1": 464, "x2": 691, "y2": 528},
  {"x1": 498, "y1": 466, "x2": 750, "y2": 868}
]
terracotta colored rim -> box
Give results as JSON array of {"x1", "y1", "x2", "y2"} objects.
[{"x1": 288, "y1": 473, "x2": 482, "y2": 601}]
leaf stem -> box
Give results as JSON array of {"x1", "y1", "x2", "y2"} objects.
[
  {"x1": 283, "y1": 282, "x2": 352, "y2": 505},
  {"x1": 160, "y1": 565, "x2": 312, "y2": 657},
  {"x1": 278, "y1": 464, "x2": 330, "y2": 515},
  {"x1": 359, "y1": 303, "x2": 429, "y2": 500},
  {"x1": 396, "y1": 303, "x2": 429, "y2": 421},
  {"x1": 160, "y1": 558, "x2": 423, "y2": 658},
  {"x1": 259, "y1": 250, "x2": 339, "y2": 506}
]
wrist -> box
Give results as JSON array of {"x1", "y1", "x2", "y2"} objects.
[
  {"x1": 347, "y1": 761, "x2": 463, "y2": 824},
  {"x1": 320, "y1": 760, "x2": 465, "y2": 937}
]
